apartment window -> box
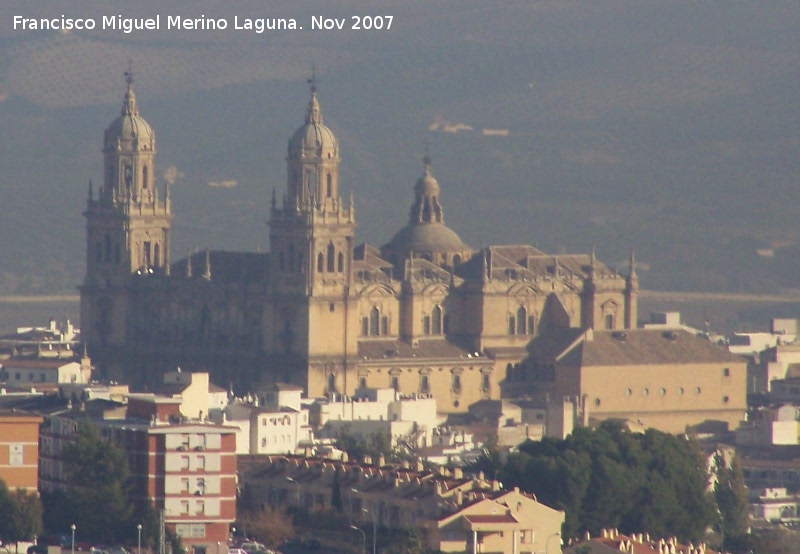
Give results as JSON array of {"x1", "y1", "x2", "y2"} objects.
[
  {"x1": 723, "y1": 367, "x2": 730, "y2": 377},
  {"x1": 181, "y1": 501, "x2": 190, "y2": 514},
  {"x1": 181, "y1": 456, "x2": 190, "y2": 469},
  {"x1": 181, "y1": 478, "x2": 190, "y2": 492},
  {"x1": 359, "y1": 376, "x2": 367, "y2": 388},
  {"x1": 390, "y1": 376, "x2": 399, "y2": 391},
  {"x1": 197, "y1": 501, "x2": 205, "y2": 515},
  {"x1": 197, "y1": 456, "x2": 205, "y2": 470}
]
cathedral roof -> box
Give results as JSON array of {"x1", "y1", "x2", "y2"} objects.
[
  {"x1": 170, "y1": 251, "x2": 268, "y2": 284},
  {"x1": 104, "y1": 70, "x2": 154, "y2": 152},
  {"x1": 358, "y1": 339, "x2": 486, "y2": 362},
  {"x1": 287, "y1": 77, "x2": 337, "y2": 160}
]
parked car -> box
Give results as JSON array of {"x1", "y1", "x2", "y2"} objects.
[{"x1": 27, "y1": 545, "x2": 48, "y2": 554}]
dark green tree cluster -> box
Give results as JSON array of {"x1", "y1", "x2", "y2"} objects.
[
  {"x1": 498, "y1": 420, "x2": 716, "y2": 542},
  {"x1": 335, "y1": 427, "x2": 393, "y2": 462},
  {"x1": 41, "y1": 422, "x2": 159, "y2": 547},
  {"x1": 0, "y1": 480, "x2": 43, "y2": 550}
]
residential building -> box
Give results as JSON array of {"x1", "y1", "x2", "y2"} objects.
[
  {"x1": 242, "y1": 454, "x2": 564, "y2": 553},
  {"x1": 0, "y1": 410, "x2": 43, "y2": 491},
  {"x1": 516, "y1": 328, "x2": 747, "y2": 434},
  {"x1": 39, "y1": 394, "x2": 238, "y2": 553},
  {"x1": 563, "y1": 529, "x2": 717, "y2": 554},
  {"x1": 0, "y1": 357, "x2": 91, "y2": 387}
]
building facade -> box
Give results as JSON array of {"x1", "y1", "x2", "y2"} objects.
[
  {"x1": 80, "y1": 73, "x2": 637, "y2": 413},
  {"x1": 0, "y1": 410, "x2": 42, "y2": 491}
]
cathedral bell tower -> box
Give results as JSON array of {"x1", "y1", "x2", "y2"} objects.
[
  {"x1": 266, "y1": 76, "x2": 357, "y2": 367},
  {"x1": 80, "y1": 68, "x2": 172, "y2": 348}
]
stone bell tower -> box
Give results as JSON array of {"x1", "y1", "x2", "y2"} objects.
[{"x1": 80, "y1": 68, "x2": 172, "y2": 348}]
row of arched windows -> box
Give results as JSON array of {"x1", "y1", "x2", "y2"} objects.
[
  {"x1": 508, "y1": 306, "x2": 536, "y2": 335},
  {"x1": 317, "y1": 243, "x2": 345, "y2": 274},
  {"x1": 423, "y1": 305, "x2": 448, "y2": 335},
  {"x1": 361, "y1": 306, "x2": 389, "y2": 336}
]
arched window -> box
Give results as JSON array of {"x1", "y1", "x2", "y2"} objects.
[
  {"x1": 605, "y1": 314, "x2": 614, "y2": 330},
  {"x1": 337, "y1": 252, "x2": 344, "y2": 273},
  {"x1": 431, "y1": 306, "x2": 443, "y2": 334},
  {"x1": 327, "y1": 373, "x2": 336, "y2": 393},
  {"x1": 317, "y1": 252, "x2": 324, "y2": 273},
  {"x1": 420, "y1": 374, "x2": 430, "y2": 393},
  {"x1": 369, "y1": 307, "x2": 380, "y2": 336},
  {"x1": 153, "y1": 243, "x2": 160, "y2": 267},
  {"x1": 517, "y1": 307, "x2": 527, "y2": 335},
  {"x1": 143, "y1": 165, "x2": 149, "y2": 189},
  {"x1": 326, "y1": 174, "x2": 332, "y2": 197},
  {"x1": 327, "y1": 244, "x2": 335, "y2": 273}
]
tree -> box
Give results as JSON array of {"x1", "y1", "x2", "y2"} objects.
[
  {"x1": 714, "y1": 454, "x2": 750, "y2": 551},
  {"x1": 331, "y1": 467, "x2": 344, "y2": 512},
  {"x1": 0, "y1": 481, "x2": 43, "y2": 551},
  {"x1": 237, "y1": 505, "x2": 295, "y2": 548},
  {"x1": 41, "y1": 422, "x2": 136, "y2": 544},
  {"x1": 499, "y1": 421, "x2": 715, "y2": 542}
]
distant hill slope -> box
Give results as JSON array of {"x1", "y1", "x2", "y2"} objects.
[{"x1": 0, "y1": 1, "x2": 798, "y2": 299}]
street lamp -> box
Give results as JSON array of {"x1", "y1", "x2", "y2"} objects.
[
  {"x1": 285, "y1": 476, "x2": 300, "y2": 506},
  {"x1": 70, "y1": 524, "x2": 76, "y2": 554},
  {"x1": 350, "y1": 525, "x2": 366, "y2": 554},
  {"x1": 361, "y1": 508, "x2": 377, "y2": 554},
  {"x1": 137, "y1": 523, "x2": 142, "y2": 554},
  {"x1": 546, "y1": 532, "x2": 562, "y2": 554}
]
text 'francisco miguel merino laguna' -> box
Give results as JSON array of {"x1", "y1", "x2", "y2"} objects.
[{"x1": 13, "y1": 15, "x2": 394, "y2": 33}]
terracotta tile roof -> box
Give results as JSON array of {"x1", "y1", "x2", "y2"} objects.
[
  {"x1": 529, "y1": 328, "x2": 744, "y2": 367},
  {"x1": 463, "y1": 514, "x2": 518, "y2": 524}
]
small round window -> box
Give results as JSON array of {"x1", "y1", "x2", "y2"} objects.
[
  {"x1": 642, "y1": 388, "x2": 649, "y2": 396},
  {"x1": 659, "y1": 388, "x2": 666, "y2": 396},
  {"x1": 625, "y1": 388, "x2": 632, "y2": 396},
  {"x1": 594, "y1": 398, "x2": 601, "y2": 407},
  {"x1": 678, "y1": 387, "x2": 684, "y2": 395},
  {"x1": 694, "y1": 386, "x2": 701, "y2": 395},
  {"x1": 723, "y1": 395, "x2": 730, "y2": 404}
]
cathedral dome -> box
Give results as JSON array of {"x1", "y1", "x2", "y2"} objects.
[
  {"x1": 104, "y1": 74, "x2": 155, "y2": 152},
  {"x1": 382, "y1": 156, "x2": 471, "y2": 265},
  {"x1": 385, "y1": 221, "x2": 469, "y2": 253},
  {"x1": 287, "y1": 86, "x2": 337, "y2": 160}
]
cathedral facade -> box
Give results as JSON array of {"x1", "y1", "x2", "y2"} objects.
[{"x1": 80, "y1": 75, "x2": 638, "y2": 413}]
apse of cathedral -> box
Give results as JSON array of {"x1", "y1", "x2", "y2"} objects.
[{"x1": 80, "y1": 73, "x2": 638, "y2": 413}]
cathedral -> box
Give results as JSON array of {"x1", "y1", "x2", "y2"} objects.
[{"x1": 80, "y1": 73, "x2": 638, "y2": 413}]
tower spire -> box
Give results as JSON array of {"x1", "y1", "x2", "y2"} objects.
[
  {"x1": 305, "y1": 66, "x2": 321, "y2": 124},
  {"x1": 122, "y1": 59, "x2": 138, "y2": 116}
]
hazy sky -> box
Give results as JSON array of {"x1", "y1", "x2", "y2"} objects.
[{"x1": 0, "y1": 1, "x2": 798, "y2": 297}]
